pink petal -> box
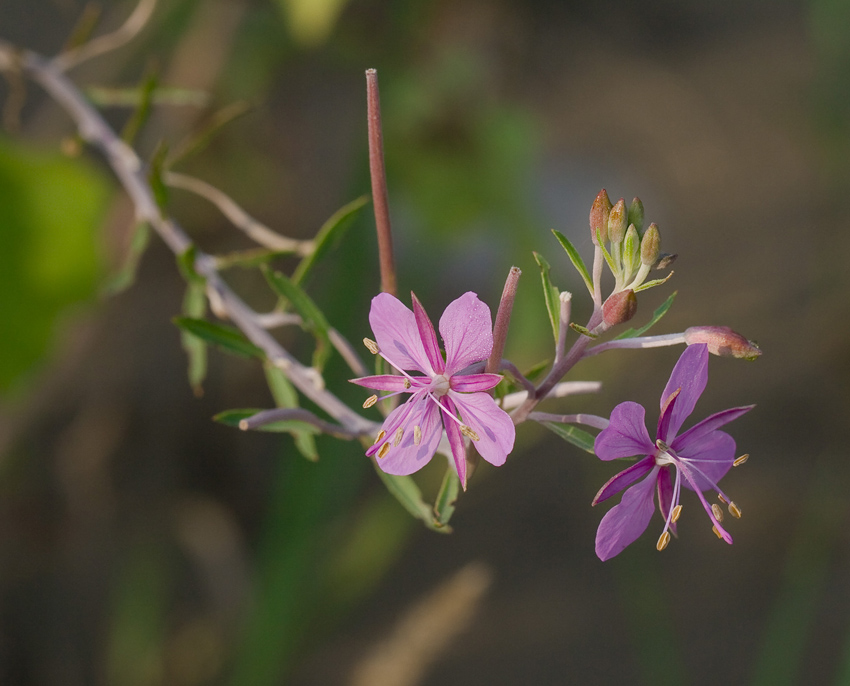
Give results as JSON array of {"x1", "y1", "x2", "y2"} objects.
[
  {"x1": 595, "y1": 468, "x2": 659, "y2": 561},
  {"x1": 673, "y1": 405, "x2": 754, "y2": 452},
  {"x1": 450, "y1": 373, "x2": 502, "y2": 392},
  {"x1": 369, "y1": 293, "x2": 434, "y2": 374},
  {"x1": 350, "y1": 374, "x2": 427, "y2": 392},
  {"x1": 592, "y1": 456, "x2": 654, "y2": 505},
  {"x1": 676, "y1": 430, "x2": 736, "y2": 492},
  {"x1": 656, "y1": 466, "x2": 678, "y2": 537},
  {"x1": 448, "y1": 390, "x2": 515, "y2": 467},
  {"x1": 439, "y1": 292, "x2": 494, "y2": 375},
  {"x1": 372, "y1": 395, "x2": 443, "y2": 475},
  {"x1": 411, "y1": 293, "x2": 445, "y2": 374},
  {"x1": 594, "y1": 402, "x2": 655, "y2": 461},
  {"x1": 659, "y1": 343, "x2": 709, "y2": 440},
  {"x1": 440, "y1": 395, "x2": 468, "y2": 489}
]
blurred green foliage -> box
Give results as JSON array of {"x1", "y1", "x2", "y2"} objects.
[{"x1": 0, "y1": 136, "x2": 110, "y2": 393}]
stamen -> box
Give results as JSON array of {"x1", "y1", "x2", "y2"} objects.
[
  {"x1": 728, "y1": 502, "x2": 742, "y2": 519},
  {"x1": 404, "y1": 378, "x2": 411, "y2": 389},
  {"x1": 393, "y1": 427, "x2": 404, "y2": 446},
  {"x1": 363, "y1": 395, "x2": 378, "y2": 409},
  {"x1": 377, "y1": 442, "x2": 390, "y2": 459},
  {"x1": 711, "y1": 503, "x2": 724, "y2": 522},
  {"x1": 373, "y1": 430, "x2": 386, "y2": 446},
  {"x1": 460, "y1": 425, "x2": 480, "y2": 441},
  {"x1": 733, "y1": 454, "x2": 749, "y2": 467},
  {"x1": 671, "y1": 505, "x2": 682, "y2": 523},
  {"x1": 413, "y1": 425, "x2": 422, "y2": 445},
  {"x1": 711, "y1": 525, "x2": 724, "y2": 539},
  {"x1": 656, "y1": 531, "x2": 671, "y2": 551},
  {"x1": 363, "y1": 338, "x2": 379, "y2": 354},
  {"x1": 717, "y1": 494, "x2": 728, "y2": 505}
]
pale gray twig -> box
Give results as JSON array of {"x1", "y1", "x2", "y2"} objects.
[{"x1": 527, "y1": 412, "x2": 609, "y2": 431}]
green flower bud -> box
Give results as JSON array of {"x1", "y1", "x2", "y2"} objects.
[
  {"x1": 589, "y1": 189, "x2": 612, "y2": 245},
  {"x1": 684, "y1": 326, "x2": 762, "y2": 360},
  {"x1": 608, "y1": 198, "x2": 628, "y2": 244},
  {"x1": 622, "y1": 224, "x2": 641, "y2": 274},
  {"x1": 628, "y1": 197, "x2": 644, "y2": 233},
  {"x1": 640, "y1": 223, "x2": 660, "y2": 266},
  {"x1": 602, "y1": 289, "x2": 637, "y2": 326}
]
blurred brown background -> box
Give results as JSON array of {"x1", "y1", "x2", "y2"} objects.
[{"x1": 0, "y1": 0, "x2": 847, "y2": 684}]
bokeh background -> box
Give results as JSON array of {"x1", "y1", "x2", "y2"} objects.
[{"x1": 0, "y1": 0, "x2": 848, "y2": 684}]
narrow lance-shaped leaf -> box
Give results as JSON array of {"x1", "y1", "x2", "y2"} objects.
[
  {"x1": 173, "y1": 316, "x2": 264, "y2": 358},
  {"x1": 148, "y1": 141, "x2": 170, "y2": 212},
  {"x1": 373, "y1": 467, "x2": 451, "y2": 534},
  {"x1": 544, "y1": 422, "x2": 597, "y2": 454},
  {"x1": 263, "y1": 362, "x2": 319, "y2": 461},
  {"x1": 101, "y1": 220, "x2": 151, "y2": 295},
  {"x1": 262, "y1": 265, "x2": 331, "y2": 371},
  {"x1": 614, "y1": 291, "x2": 677, "y2": 340},
  {"x1": 432, "y1": 466, "x2": 460, "y2": 529},
  {"x1": 552, "y1": 229, "x2": 593, "y2": 296},
  {"x1": 181, "y1": 279, "x2": 207, "y2": 396},
  {"x1": 292, "y1": 195, "x2": 370, "y2": 286},
  {"x1": 533, "y1": 251, "x2": 561, "y2": 343},
  {"x1": 121, "y1": 64, "x2": 159, "y2": 145}
]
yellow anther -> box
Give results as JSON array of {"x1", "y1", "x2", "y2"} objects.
[
  {"x1": 460, "y1": 425, "x2": 480, "y2": 441},
  {"x1": 711, "y1": 525, "x2": 724, "y2": 539},
  {"x1": 733, "y1": 453, "x2": 749, "y2": 467},
  {"x1": 671, "y1": 505, "x2": 682, "y2": 523},
  {"x1": 363, "y1": 338, "x2": 379, "y2": 355},
  {"x1": 363, "y1": 395, "x2": 378, "y2": 409},
  {"x1": 711, "y1": 503, "x2": 724, "y2": 522},
  {"x1": 403, "y1": 378, "x2": 411, "y2": 389},
  {"x1": 373, "y1": 430, "x2": 386, "y2": 446},
  {"x1": 413, "y1": 425, "x2": 422, "y2": 445},
  {"x1": 377, "y1": 442, "x2": 390, "y2": 459},
  {"x1": 656, "y1": 531, "x2": 671, "y2": 551},
  {"x1": 717, "y1": 494, "x2": 728, "y2": 505},
  {"x1": 393, "y1": 427, "x2": 404, "y2": 446},
  {"x1": 728, "y1": 502, "x2": 742, "y2": 519}
]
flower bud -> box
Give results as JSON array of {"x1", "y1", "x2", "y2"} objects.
[
  {"x1": 628, "y1": 197, "x2": 644, "y2": 233},
  {"x1": 684, "y1": 326, "x2": 762, "y2": 360},
  {"x1": 640, "y1": 223, "x2": 660, "y2": 266},
  {"x1": 623, "y1": 224, "x2": 641, "y2": 274},
  {"x1": 607, "y1": 198, "x2": 628, "y2": 244},
  {"x1": 602, "y1": 289, "x2": 637, "y2": 326},
  {"x1": 589, "y1": 189, "x2": 612, "y2": 245}
]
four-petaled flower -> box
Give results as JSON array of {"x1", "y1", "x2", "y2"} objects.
[
  {"x1": 351, "y1": 292, "x2": 515, "y2": 489},
  {"x1": 592, "y1": 343, "x2": 753, "y2": 560}
]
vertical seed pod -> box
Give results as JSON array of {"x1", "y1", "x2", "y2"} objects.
[
  {"x1": 628, "y1": 197, "x2": 644, "y2": 233},
  {"x1": 640, "y1": 222, "x2": 661, "y2": 266},
  {"x1": 607, "y1": 198, "x2": 628, "y2": 245},
  {"x1": 589, "y1": 189, "x2": 613, "y2": 245}
]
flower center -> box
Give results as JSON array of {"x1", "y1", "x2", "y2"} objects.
[
  {"x1": 654, "y1": 439, "x2": 675, "y2": 466},
  {"x1": 431, "y1": 374, "x2": 451, "y2": 397}
]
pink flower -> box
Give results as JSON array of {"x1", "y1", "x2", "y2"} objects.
[
  {"x1": 351, "y1": 292, "x2": 515, "y2": 489},
  {"x1": 592, "y1": 344, "x2": 753, "y2": 560}
]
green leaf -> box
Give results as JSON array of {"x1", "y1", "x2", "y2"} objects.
[
  {"x1": 180, "y1": 279, "x2": 208, "y2": 396},
  {"x1": 373, "y1": 467, "x2": 450, "y2": 534},
  {"x1": 570, "y1": 322, "x2": 598, "y2": 339},
  {"x1": 633, "y1": 271, "x2": 674, "y2": 293},
  {"x1": 596, "y1": 227, "x2": 618, "y2": 274},
  {"x1": 263, "y1": 363, "x2": 319, "y2": 461},
  {"x1": 614, "y1": 291, "x2": 677, "y2": 340},
  {"x1": 432, "y1": 467, "x2": 460, "y2": 530},
  {"x1": 292, "y1": 195, "x2": 369, "y2": 286},
  {"x1": 544, "y1": 422, "x2": 596, "y2": 454},
  {"x1": 213, "y1": 408, "x2": 320, "y2": 435},
  {"x1": 147, "y1": 141, "x2": 170, "y2": 212},
  {"x1": 551, "y1": 229, "x2": 593, "y2": 296},
  {"x1": 262, "y1": 266, "x2": 331, "y2": 371},
  {"x1": 121, "y1": 64, "x2": 159, "y2": 145},
  {"x1": 533, "y1": 251, "x2": 560, "y2": 343},
  {"x1": 101, "y1": 221, "x2": 151, "y2": 295},
  {"x1": 176, "y1": 244, "x2": 205, "y2": 285},
  {"x1": 173, "y1": 317, "x2": 264, "y2": 358}
]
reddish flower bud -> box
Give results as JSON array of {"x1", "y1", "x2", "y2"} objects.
[
  {"x1": 608, "y1": 198, "x2": 628, "y2": 244},
  {"x1": 590, "y1": 189, "x2": 613, "y2": 245},
  {"x1": 684, "y1": 326, "x2": 762, "y2": 360},
  {"x1": 602, "y1": 289, "x2": 637, "y2": 326}
]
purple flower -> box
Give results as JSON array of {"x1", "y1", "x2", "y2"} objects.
[
  {"x1": 592, "y1": 344, "x2": 753, "y2": 560},
  {"x1": 351, "y1": 292, "x2": 515, "y2": 489}
]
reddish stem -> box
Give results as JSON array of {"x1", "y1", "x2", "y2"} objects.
[{"x1": 486, "y1": 266, "x2": 521, "y2": 374}]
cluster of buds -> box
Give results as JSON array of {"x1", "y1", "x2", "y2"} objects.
[{"x1": 591, "y1": 190, "x2": 674, "y2": 327}]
